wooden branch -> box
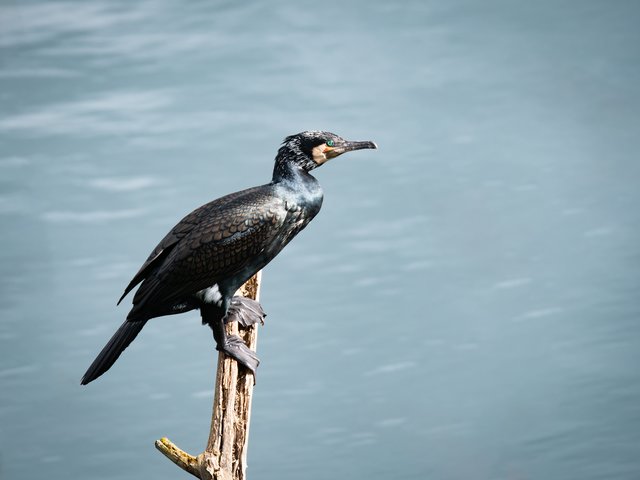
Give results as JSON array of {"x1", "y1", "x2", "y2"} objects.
[
  {"x1": 156, "y1": 272, "x2": 262, "y2": 480},
  {"x1": 155, "y1": 437, "x2": 200, "y2": 477}
]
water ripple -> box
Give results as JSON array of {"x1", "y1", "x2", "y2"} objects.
[{"x1": 42, "y1": 208, "x2": 146, "y2": 223}]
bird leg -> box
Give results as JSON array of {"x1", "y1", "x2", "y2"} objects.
[
  {"x1": 202, "y1": 304, "x2": 260, "y2": 376},
  {"x1": 225, "y1": 296, "x2": 266, "y2": 327}
]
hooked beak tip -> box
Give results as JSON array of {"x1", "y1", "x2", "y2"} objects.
[{"x1": 348, "y1": 140, "x2": 377, "y2": 151}]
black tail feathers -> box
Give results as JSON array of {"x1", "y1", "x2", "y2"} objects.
[{"x1": 81, "y1": 320, "x2": 146, "y2": 385}]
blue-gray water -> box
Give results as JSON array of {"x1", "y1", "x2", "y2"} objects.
[{"x1": 1, "y1": 1, "x2": 639, "y2": 479}]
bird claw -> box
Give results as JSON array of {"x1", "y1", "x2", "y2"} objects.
[
  {"x1": 225, "y1": 296, "x2": 266, "y2": 327},
  {"x1": 217, "y1": 334, "x2": 260, "y2": 376}
]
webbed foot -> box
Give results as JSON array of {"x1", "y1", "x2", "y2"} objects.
[
  {"x1": 217, "y1": 334, "x2": 260, "y2": 375},
  {"x1": 225, "y1": 296, "x2": 266, "y2": 327}
]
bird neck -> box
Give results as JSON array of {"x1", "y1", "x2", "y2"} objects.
[
  {"x1": 271, "y1": 155, "x2": 323, "y2": 211},
  {"x1": 272, "y1": 155, "x2": 316, "y2": 186},
  {"x1": 272, "y1": 155, "x2": 324, "y2": 217}
]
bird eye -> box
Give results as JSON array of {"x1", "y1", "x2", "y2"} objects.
[{"x1": 326, "y1": 139, "x2": 335, "y2": 147}]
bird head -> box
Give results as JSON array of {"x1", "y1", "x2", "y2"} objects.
[{"x1": 276, "y1": 131, "x2": 377, "y2": 172}]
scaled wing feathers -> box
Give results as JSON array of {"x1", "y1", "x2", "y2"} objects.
[{"x1": 122, "y1": 186, "x2": 287, "y2": 319}]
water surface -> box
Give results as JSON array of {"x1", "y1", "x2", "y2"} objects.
[{"x1": 1, "y1": 1, "x2": 639, "y2": 479}]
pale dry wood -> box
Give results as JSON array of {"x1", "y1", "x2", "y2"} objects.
[
  {"x1": 155, "y1": 437, "x2": 200, "y2": 477},
  {"x1": 155, "y1": 272, "x2": 262, "y2": 480}
]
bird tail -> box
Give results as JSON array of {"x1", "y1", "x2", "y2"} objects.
[{"x1": 81, "y1": 320, "x2": 146, "y2": 385}]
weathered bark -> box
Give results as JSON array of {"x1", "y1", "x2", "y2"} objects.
[{"x1": 156, "y1": 272, "x2": 261, "y2": 480}]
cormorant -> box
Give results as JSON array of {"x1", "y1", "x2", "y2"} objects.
[{"x1": 81, "y1": 131, "x2": 377, "y2": 385}]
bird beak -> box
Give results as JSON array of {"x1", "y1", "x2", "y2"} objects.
[{"x1": 324, "y1": 140, "x2": 378, "y2": 159}]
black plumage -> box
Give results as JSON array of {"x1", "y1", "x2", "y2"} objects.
[{"x1": 81, "y1": 130, "x2": 376, "y2": 385}]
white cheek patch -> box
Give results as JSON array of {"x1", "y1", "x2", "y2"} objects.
[
  {"x1": 197, "y1": 284, "x2": 223, "y2": 306},
  {"x1": 311, "y1": 144, "x2": 328, "y2": 165}
]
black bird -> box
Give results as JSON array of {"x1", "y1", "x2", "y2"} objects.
[{"x1": 81, "y1": 131, "x2": 377, "y2": 385}]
